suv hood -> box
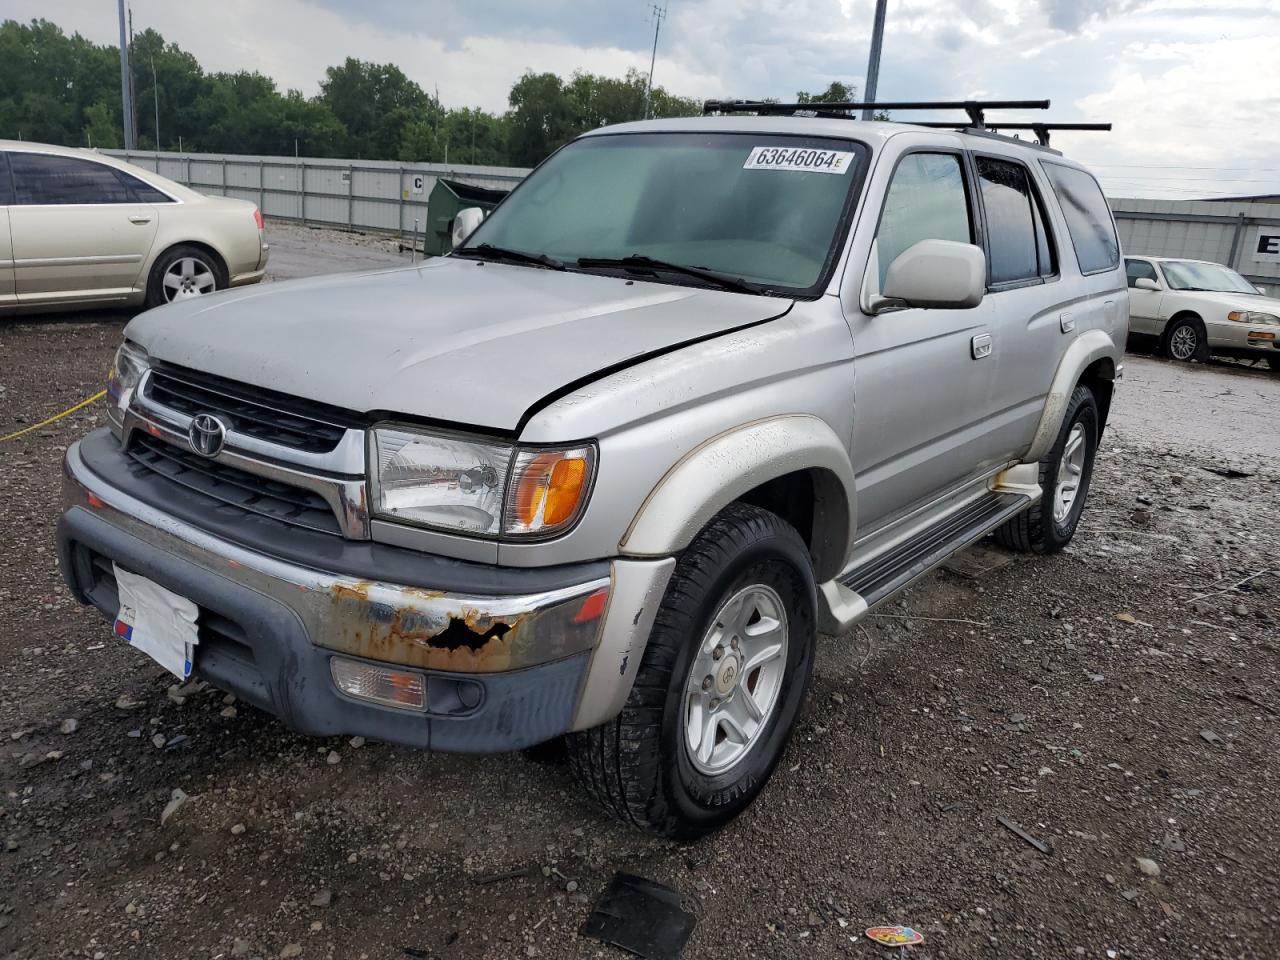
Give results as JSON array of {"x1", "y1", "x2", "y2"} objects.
[{"x1": 126, "y1": 258, "x2": 787, "y2": 433}]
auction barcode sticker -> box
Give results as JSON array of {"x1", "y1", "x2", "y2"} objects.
[{"x1": 743, "y1": 146, "x2": 854, "y2": 174}]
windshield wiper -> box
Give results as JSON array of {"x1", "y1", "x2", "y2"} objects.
[
  {"x1": 576, "y1": 255, "x2": 762, "y2": 295},
  {"x1": 455, "y1": 243, "x2": 566, "y2": 271}
]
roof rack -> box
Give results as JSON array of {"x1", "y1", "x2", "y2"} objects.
[
  {"x1": 701, "y1": 99, "x2": 1111, "y2": 147},
  {"x1": 913, "y1": 121, "x2": 1112, "y2": 147}
]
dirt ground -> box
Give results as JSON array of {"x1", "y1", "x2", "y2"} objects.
[{"x1": 1, "y1": 226, "x2": 1277, "y2": 960}]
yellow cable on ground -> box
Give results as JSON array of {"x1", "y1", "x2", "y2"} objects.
[{"x1": 0, "y1": 390, "x2": 107, "y2": 442}]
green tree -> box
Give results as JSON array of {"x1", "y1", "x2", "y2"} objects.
[
  {"x1": 82, "y1": 101, "x2": 120, "y2": 149},
  {"x1": 319, "y1": 58, "x2": 440, "y2": 158}
]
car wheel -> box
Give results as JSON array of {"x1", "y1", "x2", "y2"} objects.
[
  {"x1": 995, "y1": 384, "x2": 1099, "y2": 555},
  {"x1": 1165, "y1": 316, "x2": 1207, "y2": 363},
  {"x1": 146, "y1": 245, "x2": 226, "y2": 308},
  {"x1": 567, "y1": 502, "x2": 816, "y2": 840}
]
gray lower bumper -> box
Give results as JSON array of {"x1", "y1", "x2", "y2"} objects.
[{"x1": 56, "y1": 434, "x2": 673, "y2": 752}]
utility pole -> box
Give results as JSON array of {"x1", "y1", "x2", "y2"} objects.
[
  {"x1": 116, "y1": 0, "x2": 136, "y2": 149},
  {"x1": 151, "y1": 56, "x2": 160, "y2": 149},
  {"x1": 128, "y1": 6, "x2": 139, "y2": 148},
  {"x1": 643, "y1": 2, "x2": 667, "y2": 120},
  {"x1": 861, "y1": 0, "x2": 888, "y2": 121}
]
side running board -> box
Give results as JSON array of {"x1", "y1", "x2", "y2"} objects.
[{"x1": 838, "y1": 491, "x2": 1031, "y2": 611}]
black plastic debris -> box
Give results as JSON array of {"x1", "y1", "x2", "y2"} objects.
[{"x1": 581, "y1": 872, "x2": 696, "y2": 960}]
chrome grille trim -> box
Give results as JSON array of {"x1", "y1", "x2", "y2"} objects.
[{"x1": 123, "y1": 370, "x2": 370, "y2": 539}]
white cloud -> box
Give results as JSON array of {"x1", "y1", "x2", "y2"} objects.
[{"x1": 8, "y1": 0, "x2": 1279, "y2": 197}]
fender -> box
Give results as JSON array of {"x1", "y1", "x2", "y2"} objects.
[
  {"x1": 619, "y1": 414, "x2": 856, "y2": 580},
  {"x1": 1023, "y1": 329, "x2": 1118, "y2": 464}
]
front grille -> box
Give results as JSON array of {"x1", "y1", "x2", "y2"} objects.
[
  {"x1": 145, "y1": 369, "x2": 350, "y2": 454},
  {"x1": 128, "y1": 433, "x2": 342, "y2": 535}
]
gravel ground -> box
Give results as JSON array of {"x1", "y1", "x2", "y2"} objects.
[{"x1": 0, "y1": 227, "x2": 1277, "y2": 959}]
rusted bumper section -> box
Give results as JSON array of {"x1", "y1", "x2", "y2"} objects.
[{"x1": 57, "y1": 436, "x2": 624, "y2": 752}]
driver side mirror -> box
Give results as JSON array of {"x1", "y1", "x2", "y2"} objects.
[
  {"x1": 872, "y1": 239, "x2": 986, "y2": 313},
  {"x1": 1134, "y1": 277, "x2": 1160, "y2": 292},
  {"x1": 451, "y1": 207, "x2": 485, "y2": 249}
]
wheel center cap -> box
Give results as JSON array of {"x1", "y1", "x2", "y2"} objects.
[{"x1": 715, "y1": 656, "x2": 740, "y2": 696}]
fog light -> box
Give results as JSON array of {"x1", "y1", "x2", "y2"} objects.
[{"x1": 331, "y1": 657, "x2": 427, "y2": 711}]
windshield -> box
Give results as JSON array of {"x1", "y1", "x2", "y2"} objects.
[
  {"x1": 457, "y1": 132, "x2": 868, "y2": 295},
  {"x1": 1161, "y1": 260, "x2": 1260, "y2": 295}
]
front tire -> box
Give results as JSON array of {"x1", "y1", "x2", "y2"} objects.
[
  {"x1": 995, "y1": 384, "x2": 1099, "y2": 555},
  {"x1": 1165, "y1": 315, "x2": 1208, "y2": 363},
  {"x1": 145, "y1": 245, "x2": 226, "y2": 308},
  {"x1": 567, "y1": 503, "x2": 816, "y2": 840}
]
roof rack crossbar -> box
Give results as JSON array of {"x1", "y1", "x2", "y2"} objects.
[
  {"x1": 702, "y1": 99, "x2": 1051, "y2": 128},
  {"x1": 915, "y1": 121, "x2": 1112, "y2": 146}
]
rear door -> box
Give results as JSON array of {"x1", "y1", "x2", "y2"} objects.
[
  {"x1": 8, "y1": 151, "x2": 159, "y2": 305},
  {"x1": 0, "y1": 154, "x2": 14, "y2": 308},
  {"x1": 847, "y1": 148, "x2": 997, "y2": 532},
  {"x1": 1125, "y1": 258, "x2": 1165, "y2": 335},
  {"x1": 971, "y1": 152, "x2": 1068, "y2": 460}
]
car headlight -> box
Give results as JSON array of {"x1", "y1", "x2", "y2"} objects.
[
  {"x1": 106, "y1": 341, "x2": 150, "y2": 435},
  {"x1": 1228, "y1": 310, "x2": 1280, "y2": 325},
  {"x1": 371, "y1": 426, "x2": 595, "y2": 539}
]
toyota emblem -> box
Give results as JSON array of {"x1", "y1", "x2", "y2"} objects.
[{"x1": 188, "y1": 414, "x2": 227, "y2": 458}]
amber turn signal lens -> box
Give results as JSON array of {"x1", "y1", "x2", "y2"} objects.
[{"x1": 505, "y1": 446, "x2": 595, "y2": 537}]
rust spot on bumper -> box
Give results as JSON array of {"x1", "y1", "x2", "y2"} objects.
[{"x1": 324, "y1": 583, "x2": 527, "y2": 673}]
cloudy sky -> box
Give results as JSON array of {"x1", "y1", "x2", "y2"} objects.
[{"x1": 13, "y1": 0, "x2": 1280, "y2": 199}]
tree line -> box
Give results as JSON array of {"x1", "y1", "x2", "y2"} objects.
[{"x1": 0, "y1": 19, "x2": 868, "y2": 168}]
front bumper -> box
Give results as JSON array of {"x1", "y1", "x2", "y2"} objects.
[{"x1": 57, "y1": 433, "x2": 673, "y2": 752}]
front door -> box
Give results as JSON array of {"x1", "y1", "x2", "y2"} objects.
[
  {"x1": 8, "y1": 151, "x2": 158, "y2": 305},
  {"x1": 1125, "y1": 258, "x2": 1165, "y2": 335},
  {"x1": 845, "y1": 149, "x2": 996, "y2": 533}
]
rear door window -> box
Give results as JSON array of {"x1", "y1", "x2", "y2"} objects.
[
  {"x1": 876, "y1": 152, "x2": 973, "y2": 287},
  {"x1": 1041, "y1": 161, "x2": 1120, "y2": 275},
  {"x1": 0, "y1": 154, "x2": 13, "y2": 206},
  {"x1": 118, "y1": 170, "x2": 175, "y2": 203},
  {"x1": 10, "y1": 153, "x2": 135, "y2": 205},
  {"x1": 975, "y1": 156, "x2": 1056, "y2": 285}
]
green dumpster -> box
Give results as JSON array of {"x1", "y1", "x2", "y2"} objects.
[{"x1": 424, "y1": 178, "x2": 512, "y2": 256}]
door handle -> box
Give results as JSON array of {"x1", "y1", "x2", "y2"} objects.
[
  {"x1": 128, "y1": 214, "x2": 153, "y2": 224},
  {"x1": 971, "y1": 333, "x2": 993, "y2": 360}
]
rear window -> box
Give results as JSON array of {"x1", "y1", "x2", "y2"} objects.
[{"x1": 1041, "y1": 161, "x2": 1119, "y2": 275}]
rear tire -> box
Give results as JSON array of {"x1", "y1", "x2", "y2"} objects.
[
  {"x1": 1164, "y1": 315, "x2": 1208, "y2": 363},
  {"x1": 145, "y1": 245, "x2": 227, "y2": 308},
  {"x1": 567, "y1": 502, "x2": 816, "y2": 840},
  {"x1": 995, "y1": 384, "x2": 1099, "y2": 555}
]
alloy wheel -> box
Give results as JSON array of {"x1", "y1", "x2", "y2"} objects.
[
  {"x1": 1169, "y1": 324, "x2": 1198, "y2": 361},
  {"x1": 1053, "y1": 422, "x2": 1087, "y2": 523},
  {"x1": 163, "y1": 257, "x2": 217, "y2": 302},
  {"x1": 682, "y1": 583, "x2": 789, "y2": 775}
]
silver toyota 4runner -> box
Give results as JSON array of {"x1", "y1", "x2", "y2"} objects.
[{"x1": 58, "y1": 104, "x2": 1127, "y2": 839}]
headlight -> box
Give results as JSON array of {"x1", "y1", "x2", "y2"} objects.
[
  {"x1": 1228, "y1": 310, "x2": 1280, "y2": 325},
  {"x1": 106, "y1": 341, "x2": 150, "y2": 434},
  {"x1": 371, "y1": 426, "x2": 595, "y2": 539}
]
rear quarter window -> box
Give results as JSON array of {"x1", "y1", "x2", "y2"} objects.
[{"x1": 1041, "y1": 161, "x2": 1119, "y2": 275}]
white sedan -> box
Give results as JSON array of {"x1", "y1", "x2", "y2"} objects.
[
  {"x1": 1126, "y1": 256, "x2": 1280, "y2": 371},
  {"x1": 1, "y1": 141, "x2": 268, "y2": 314}
]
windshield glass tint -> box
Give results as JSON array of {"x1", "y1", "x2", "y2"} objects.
[
  {"x1": 1162, "y1": 261, "x2": 1259, "y2": 294},
  {"x1": 460, "y1": 132, "x2": 866, "y2": 292}
]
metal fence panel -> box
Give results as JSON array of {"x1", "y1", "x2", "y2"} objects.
[{"x1": 104, "y1": 149, "x2": 528, "y2": 239}]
